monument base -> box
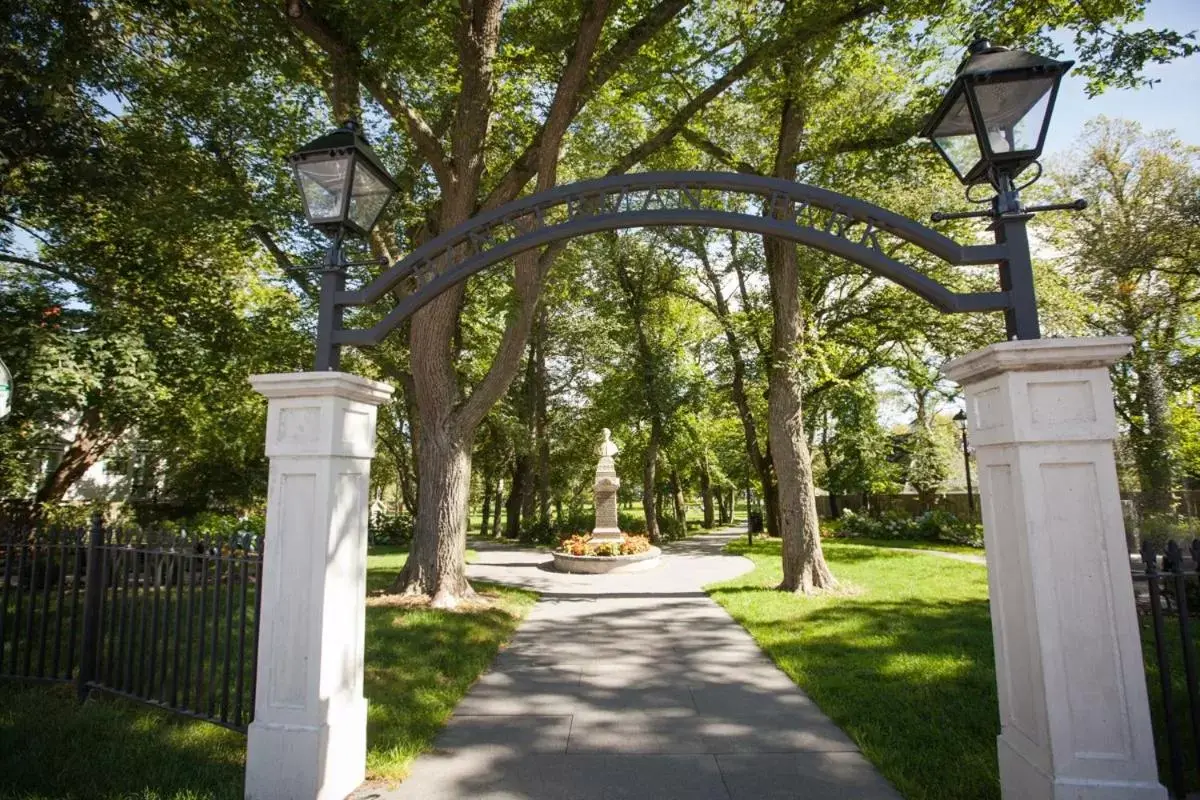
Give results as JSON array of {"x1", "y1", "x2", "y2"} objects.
[
  {"x1": 590, "y1": 527, "x2": 622, "y2": 544},
  {"x1": 552, "y1": 546, "x2": 662, "y2": 574}
]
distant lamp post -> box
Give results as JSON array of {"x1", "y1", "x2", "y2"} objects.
[
  {"x1": 287, "y1": 120, "x2": 399, "y2": 370},
  {"x1": 922, "y1": 38, "x2": 1079, "y2": 342},
  {"x1": 0, "y1": 357, "x2": 11, "y2": 420},
  {"x1": 954, "y1": 409, "x2": 974, "y2": 520}
]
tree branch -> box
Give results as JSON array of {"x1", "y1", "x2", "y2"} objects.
[
  {"x1": 681, "y1": 128, "x2": 760, "y2": 174},
  {"x1": 609, "y1": 3, "x2": 881, "y2": 176},
  {"x1": 455, "y1": 0, "x2": 614, "y2": 430},
  {"x1": 794, "y1": 110, "x2": 925, "y2": 164},
  {"x1": 283, "y1": 0, "x2": 453, "y2": 188},
  {"x1": 482, "y1": 0, "x2": 691, "y2": 209},
  {"x1": 666, "y1": 284, "x2": 721, "y2": 317},
  {"x1": 247, "y1": 224, "x2": 318, "y2": 301},
  {"x1": 0, "y1": 253, "x2": 95, "y2": 290}
]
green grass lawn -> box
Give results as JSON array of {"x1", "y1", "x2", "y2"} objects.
[
  {"x1": 708, "y1": 538, "x2": 999, "y2": 800},
  {"x1": 0, "y1": 548, "x2": 535, "y2": 800},
  {"x1": 829, "y1": 537, "x2": 985, "y2": 557},
  {"x1": 711, "y1": 538, "x2": 1195, "y2": 799}
]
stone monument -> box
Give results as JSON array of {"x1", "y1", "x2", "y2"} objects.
[{"x1": 592, "y1": 429, "x2": 621, "y2": 544}]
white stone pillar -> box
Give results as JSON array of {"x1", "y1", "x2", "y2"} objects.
[
  {"x1": 943, "y1": 338, "x2": 1165, "y2": 800},
  {"x1": 245, "y1": 372, "x2": 394, "y2": 800}
]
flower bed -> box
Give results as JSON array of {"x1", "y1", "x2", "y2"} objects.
[
  {"x1": 557, "y1": 533, "x2": 651, "y2": 557},
  {"x1": 552, "y1": 533, "x2": 660, "y2": 574}
]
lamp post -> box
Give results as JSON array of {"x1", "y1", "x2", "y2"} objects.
[
  {"x1": 286, "y1": 120, "x2": 399, "y2": 371},
  {"x1": 953, "y1": 409, "x2": 974, "y2": 520},
  {"x1": 921, "y1": 38, "x2": 1074, "y2": 341},
  {"x1": 933, "y1": 40, "x2": 1166, "y2": 800}
]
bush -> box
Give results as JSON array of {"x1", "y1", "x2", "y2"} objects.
[
  {"x1": 520, "y1": 517, "x2": 560, "y2": 546},
  {"x1": 38, "y1": 503, "x2": 103, "y2": 529},
  {"x1": 525, "y1": 508, "x2": 651, "y2": 540},
  {"x1": 157, "y1": 511, "x2": 265, "y2": 548},
  {"x1": 656, "y1": 514, "x2": 686, "y2": 541},
  {"x1": 617, "y1": 511, "x2": 647, "y2": 535},
  {"x1": 1133, "y1": 513, "x2": 1200, "y2": 552},
  {"x1": 553, "y1": 509, "x2": 594, "y2": 536},
  {"x1": 824, "y1": 508, "x2": 982, "y2": 547},
  {"x1": 369, "y1": 510, "x2": 414, "y2": 546}
]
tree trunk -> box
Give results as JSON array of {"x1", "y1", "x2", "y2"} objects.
[
  {"x1": 520, "y1": 459, "x2": 537, "y2": 532},
  {"x1": 389, "y1": 430, "x2": 474, "y2": 607},
  {"x1": 715, "y1": 485, "x2": 728, "y2": 525},
  {"x1": 35, "y1": 405, "x2": 123, "y2": 505},
  {"x1": 1133, "y1": 355, "x2": 1174, "y2": 513},
  {"x1": 762, "y1": 475, "x2": 780, "y2": 538},
  {"x1": 670, "y1": 467, "x2": 686, "y2": 525},
  {"x1": 767, "y1": 269, "x2": 835, "y2": 591},
  {"x1": 505, "y1": 455, "x2": 528, "y2": 538},
  {"x1": 643, "y1": 425, "x2": 661, "y2": 542},
  {"x1": 699, "y1": 240, "x2": 781, "y2": 536},
  {"x1": 492, "y1": 479, "x2": 504, "y2": 540},
  {"x1": 479, "y1": 474, "x2": 492, "y2": 537},
  {"x1": 534, "y1": 312, "x2": 552, "y2": 525},
  {"x1": 765, "y1": 95, "x2": 835, "y2": 593},
  {"x1": 397, "y1": 371, "x2": 420, "y2": 515},
  {"x1": 699, "y1": 458, "x2": 715, "y2": 529}
]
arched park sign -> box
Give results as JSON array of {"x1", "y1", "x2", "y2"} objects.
[{"x1": 243, "y1": 41, "x2": 1166, "y2": 800}]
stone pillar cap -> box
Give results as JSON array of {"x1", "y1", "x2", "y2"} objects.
[
  {"x1": 250, "y1": 371, "x2": 395, "y2": 405},
  {"x1": 943, "y1": 336, "x2": 1133, "y2": 385}
]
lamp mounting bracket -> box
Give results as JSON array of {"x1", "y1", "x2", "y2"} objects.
[{"x1": 931, "y1": 196, "x2": 1087, "y2": 224}]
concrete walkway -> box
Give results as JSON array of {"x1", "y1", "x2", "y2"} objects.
[{"x1": 375, "y1": 531, "x2": 900, "y2": 800}]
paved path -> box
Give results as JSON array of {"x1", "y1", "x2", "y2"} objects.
[{"x1": 376, "y1": 531, "x2": 900, "y2": 800}]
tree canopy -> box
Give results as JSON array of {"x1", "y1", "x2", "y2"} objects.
[{"x1": 1, "y1": 0, "x2": 1196, "y2": 601}]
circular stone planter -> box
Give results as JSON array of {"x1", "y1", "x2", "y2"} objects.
[{"x1": 552, "y1": 546, "x2": 662, "y2": 574}]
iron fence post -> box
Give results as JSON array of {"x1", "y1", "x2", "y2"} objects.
[
  {"x1": 1144, "y1": 541, "x2": 1186, "y2": 798},
  {"x1": 76, "y1": 512, "x2": 104, "y2": 702}
]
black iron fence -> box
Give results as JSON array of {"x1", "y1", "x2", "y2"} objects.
[
  {"x1": 1138, "y1": 540, "x2": 1200, "y2": 798},
  {"x1": 0, "y1": 514, "x2": 263, "y2": 732}
]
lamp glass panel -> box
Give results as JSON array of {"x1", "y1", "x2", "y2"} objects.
[
  {"x1": 934, "y1": 132, "x2": 983, "y2": 178},
  {"x1": 970, "y1": 76, "x2": 1054, "y2": 155},
  {"x1": 928, "y1": 88, "x2": 984, "y2": 179},
  {"x1": 295, "y1": 156, "x2": 352, "y2": 223},
  {"x1": 347, "y1": 162, "x2": 392, "y2": 233}
]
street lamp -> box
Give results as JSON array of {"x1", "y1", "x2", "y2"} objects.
[
  {"x1": 922, "y1": 38, "x2": 1072, "y2": 193},
  {"x1": 287, "y1": 120, "x2": 399, "y2": 370},
  {"x1": 954, "y1": 409, "x2": 974, "y2": 520},
  {"x1": 922, "y1": 38, "x2": 1075, "y2": 342}
]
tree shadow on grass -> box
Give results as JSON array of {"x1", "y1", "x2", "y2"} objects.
[
  {"x1": 0, "y1": 680, "x2": 245, "y2": 800},
  {"x1": 708, "y1": 540, "x2": 1003, "y2": 800},
  {"x1": 0, "y1": 560, "x2": 533, "y2": 798},
  {"x1": 362, "y1": 571, "x2": 535, "y2": 780}
]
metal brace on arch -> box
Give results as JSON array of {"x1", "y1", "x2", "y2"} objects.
[{"x1": 318, "y1": 171, "x2": 1042, "y2": 365}]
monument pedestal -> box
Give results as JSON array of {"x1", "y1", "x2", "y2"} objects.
[
  {"x1": 944, "y1": 338, "x2": 1165, "y2": 800},
  {"x1": 244, "y1": 372, "x2": 394, "y2": 800},
  {"x1": 592, "y1": 428, "x2": 622, "y2": 544}
]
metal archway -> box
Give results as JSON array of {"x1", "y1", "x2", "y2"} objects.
[{"x1": 319, "y1": 171, "x2": 1039, "y2": 363}]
